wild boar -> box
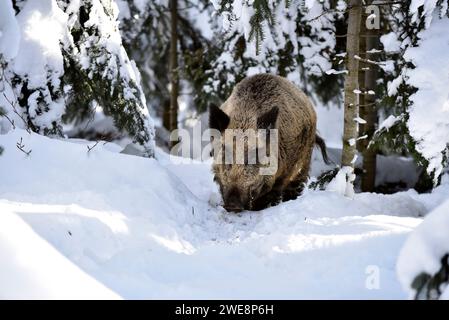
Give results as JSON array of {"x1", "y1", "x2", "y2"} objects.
[{"x1": 209, "y1": 73, "x2": 329, "y2": 212}]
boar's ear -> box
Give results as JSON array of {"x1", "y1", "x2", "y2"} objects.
[
  {"x1": 257, "y1": 106, "x2": 279, "y2": 130},
  {"x1": 209, "y1": 104, "x2": 230, "y2": 132}
]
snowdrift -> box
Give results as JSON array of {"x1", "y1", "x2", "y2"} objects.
[
  {"x1": 397, "y1": 199, "x2": 449, "y2": 299},
  {"x1": 0, "y1": 129, "x2": 448, "y2": 299}
]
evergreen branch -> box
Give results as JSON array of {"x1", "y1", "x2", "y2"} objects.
[
  {"x1": 1, "y1": 105, "x2": 16, "y2": 129},
  {"x1": 1, "y1": 65, "x2": 32, "y2": 133},
  {"x1": 87, "y1": 135, "x2": 112, "y2": 153},
  {"x1": 2, "y1": 92, "x2": 31, "y2": 133}
]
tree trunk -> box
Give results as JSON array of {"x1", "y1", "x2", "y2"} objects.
[
  {"x1": 169, "y1": 0, "x2": 179, "y2": 146},
  {"x1": 162, "y1": 99, "x2": 171, "y2": 130},
  {"x1": 357, "y1": 12, "x2": 366, "y2": 154},
  {"x1": 360, "y1": 25, "x2": 378, "y2": 192},
  {"x1": 341, "y1": 0, "x2": 362, "y2": 170}
]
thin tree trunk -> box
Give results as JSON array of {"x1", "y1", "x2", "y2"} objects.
[
  {"x1": 169, "y1": 0, "x2": 179, "y2": 146},
  {"x1": 357, "y1": 11, "x2": 366, "y2": 154},
  {"x1": 162, "y1": 99, "x2": 171, "y2": 130},
  {"x1": 360, "y1": 25, "x2": 378, "y2": 192},
  {"x1": 341, "y1": 0, "x2": 362, "y2": 170}
]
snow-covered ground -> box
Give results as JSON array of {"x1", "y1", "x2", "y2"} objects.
[
  {"x1": 397, "y1": 198, "x2": 449, "y2": 299},
  {"x1": 1, "y1": 129, "x2": 448, "y2": 299}
]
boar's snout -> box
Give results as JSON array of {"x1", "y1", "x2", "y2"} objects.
[{"x1": 223, "y1": 187, "x2": 244, "y2": 213}]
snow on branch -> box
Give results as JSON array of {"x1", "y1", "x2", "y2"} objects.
[
  {"x1": 325, "y1": 69, "x2": 348, "y2": 75},
  {"x1": 354, "y1": 55, "x2": 386, "y2": 66}
]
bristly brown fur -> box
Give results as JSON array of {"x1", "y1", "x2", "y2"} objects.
[{"x1": 211, "y1": 73, "x2": 326, "y2": 211}]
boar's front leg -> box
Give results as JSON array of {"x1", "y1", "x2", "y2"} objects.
[
  {"x1": 251, "y1": 178, "x2": 284, "y2": 211},
  {"x1": 282, "y1": 178, "x2": 306, "y2": 202},
  {"x1": 283, "y1": 152, "x2": 312, "y2": 201},
  {"x1": 251, "y1": 189, "x2": 282, "y2": 211}
]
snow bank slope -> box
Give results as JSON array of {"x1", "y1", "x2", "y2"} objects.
[
  {"x1": 397, "y1": 199, "x2": 449, "y2": 299},
  {"x1": 0, "y1": 209, "x2": 119, "y2": 299},
  {"x1": 0, "y1": 129, "x2": 444, "y2": 299}
]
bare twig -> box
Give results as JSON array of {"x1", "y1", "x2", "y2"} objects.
[
  {"x1": 86, "y1": 134, "x2": 111, "y2": 152},
  {"x1": 1, "y1": 65, "x2": 32, "y2": 133},
  {"x1": 2, "y1": 113, "x2": 16, "y2": 129},
  {"x1": 16, "y1": 137, "x2": 32, "y2": 156},
  {"x1": 87, "y1": 140, "x2": 100, "y2": 152},
  {"x1": 2, "y1": 92, "x2": 30, "y2": 132}
]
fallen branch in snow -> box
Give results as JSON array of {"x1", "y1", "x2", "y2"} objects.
[
  {"x1": 87, "y1": 141, "x2": 100, "y2": 153},
  {"x1": 16, "y1": 137, "x2": 32, "y2": 156},
  {"x1": 86, "y1": 134, "x2": 113, "y2": 153}
]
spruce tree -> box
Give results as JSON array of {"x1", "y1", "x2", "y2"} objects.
[
  {"x1": 118, "y1": 0, "x2": 217, "y2": 127},
  {"x1": 373, "y1": 0, "x2": 449, "y2": 189},
  {"x1": 210, "y1": 0, "x2": 343, "y2": 108},
  {"x1": 59, "y1": 0, "x2": 155, "y2": 154},
  {"x1": 1, "y1": 0, "x2": 156, "y2": 156}
]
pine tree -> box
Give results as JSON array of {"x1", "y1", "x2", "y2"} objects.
[
  {"x1": 210, "y1": 0, "x2": 343, "y2": 108},
  {"x1": 1, "y1": 0, "x2": 22, "y2": 134},
  {"x1": 59, "y1": 0, "x2": 155, "y2": 154},
  {"x1": 412, "y1": 254, "x2": 449, "y2": 300},
  {"x1": 169, "y1": 0, "x2": 180, "y2": 138},
  {"x1": 118, "y1": 0, "x2": 217, "y2": 130},
  {"x1": 1, "y1": 0, "x2": 156, "y2": 156},
  {"x1": 5, "y1": 0, "x2": 69, "y2": 136},
  {"x1": 373, "y1": 0, "x2": 449, "y2": 189},
  {"x1": 118, "y1": 0, "x2": 172, "y2": 128}
]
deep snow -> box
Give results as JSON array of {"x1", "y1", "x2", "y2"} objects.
[
  {"x1": 397, "y1": 196, "x2": 449, "y2": 299},
  {"x1": 1, "y1": 129, "x2": 448, "y2": 299}
]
